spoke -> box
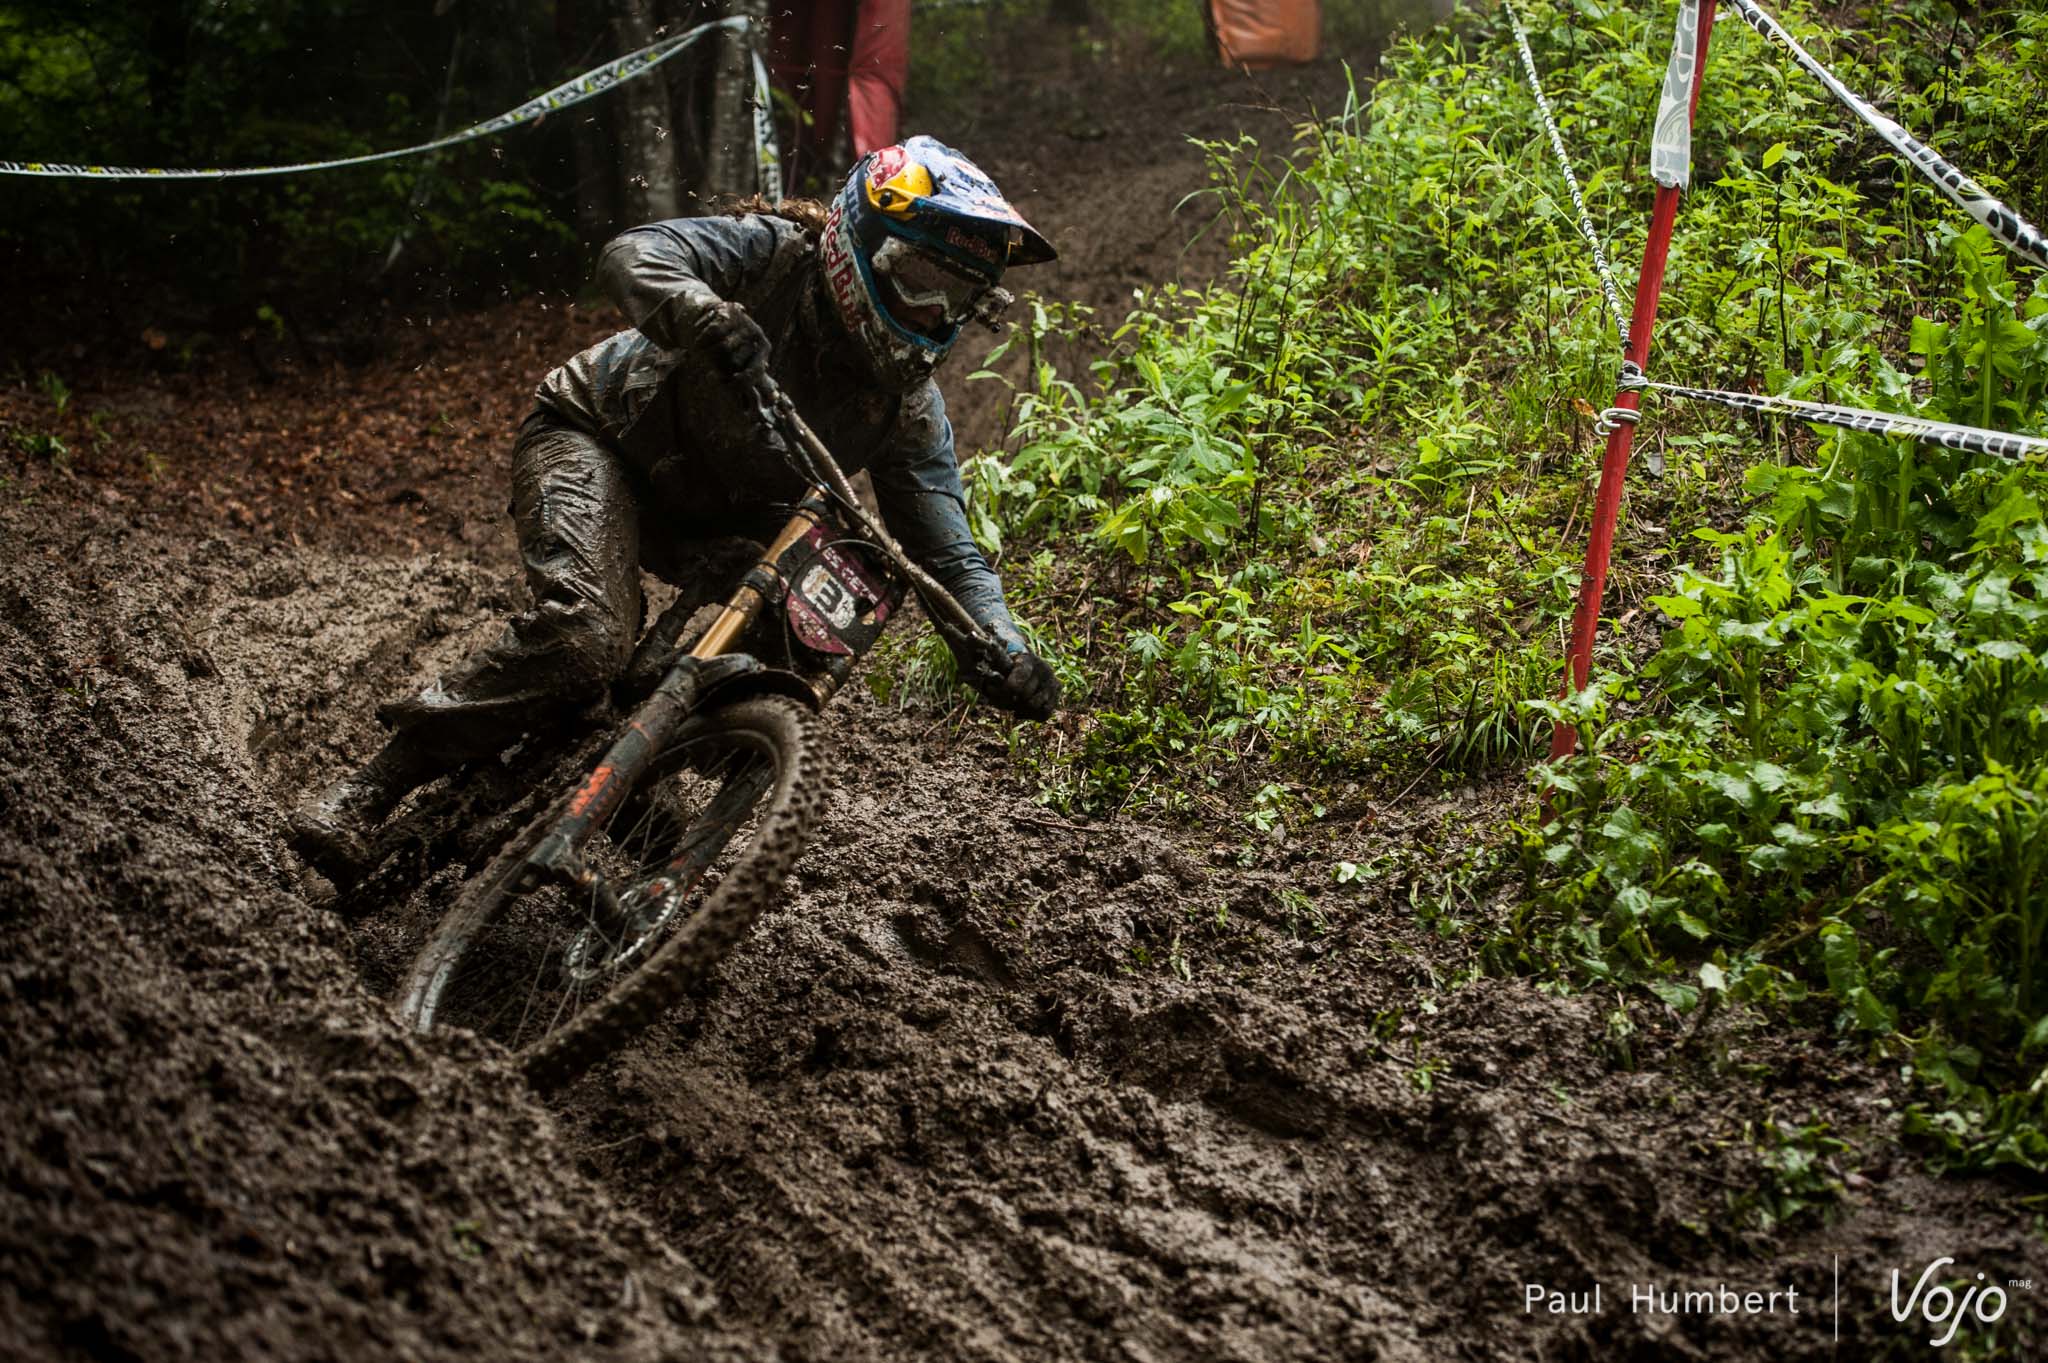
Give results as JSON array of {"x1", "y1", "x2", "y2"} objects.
[{"x1": 513, "y1": 911, "x2": 563, "y2": 1044}]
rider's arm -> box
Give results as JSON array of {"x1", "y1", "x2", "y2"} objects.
[
  {"x1": 595, "y1": 216, "x2": 793, "y2": 351},
  {"x1": 870, "y1": 386, "x2": 1025, "y2": 652}
]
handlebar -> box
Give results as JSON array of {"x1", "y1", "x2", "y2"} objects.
[{"x1": 750, "y1": 378, "x2": 1009, "y2": 674}]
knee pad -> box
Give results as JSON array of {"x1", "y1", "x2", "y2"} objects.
[{"x1": 538, "y1": 598, "x2": 637, "y2": 700}]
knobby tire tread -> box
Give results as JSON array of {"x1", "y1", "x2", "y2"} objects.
[{"x1": 401, "y1": 695, "x2": 823, "y2": 1092}]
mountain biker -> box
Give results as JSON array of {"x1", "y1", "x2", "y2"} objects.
[{"x1": 290, "y1": 135, "x2": 1061, "y2": 883}]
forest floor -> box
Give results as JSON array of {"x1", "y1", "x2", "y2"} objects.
[{"x1": 2, "y1": 25, "x2": 2042, "y2": 1363}]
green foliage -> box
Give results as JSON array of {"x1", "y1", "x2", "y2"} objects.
[
  {"x1": 0, "y1": 0, "x2": 583, "y2": 322},
  {"x1": 969, "y1": 38, "x2": 1636, "y2": 812},
  {"x1": 1524, "y1": 224, "x2": 2048, "y2": 1169},
  {"x1": 1730, "y1": 1116, "x2": 1850, "y2": 1233},
  {"x1": 12, "y1": 431, "x2": 70, "y2": 467},
  {"x1": 1522, "y1": 2, "x2": 2045, "y2": 1168},
  {"x1": 37, "y1": 371, "x2": 71, "y2": 416},
  {"x1": 951, "y1": 0, "x2": 2048, "y2": 1168}
]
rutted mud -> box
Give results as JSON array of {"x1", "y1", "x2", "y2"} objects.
[
  {"x1": 4, "y1": 39, "x2": 2043, "y2": 1363},
  {"x1": 0, "y1": 517, "x2": 760, "y2": 1360},
  {"x1": 6, "y1": 484, "x2": 2040, "y2": 1361}
]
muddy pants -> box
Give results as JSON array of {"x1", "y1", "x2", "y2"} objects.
[{"x1": 376, "y1": 411, "x2": 756, "y2": 762}]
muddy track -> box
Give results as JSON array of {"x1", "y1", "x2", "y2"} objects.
[{"x1": 2, "y1": 38, "x2": 2042, "y2": 1363}]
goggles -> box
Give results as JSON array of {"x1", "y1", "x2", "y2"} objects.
[{"x1": 871, "y1": 236, "x2": 996, "y2": 336}]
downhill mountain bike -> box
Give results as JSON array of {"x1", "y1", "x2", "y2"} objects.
[{"x1": 394, "y1": 381, "x2": 1011, "y2": 1090}]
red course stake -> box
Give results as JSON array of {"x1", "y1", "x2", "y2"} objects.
[{"x1": 1549, "y1": 0, "x2": 1721, "y2": 762}]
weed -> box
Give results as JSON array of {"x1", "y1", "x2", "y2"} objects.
[
  {"x1": 1410, "y1": 1054, "x2": 1447, "y2": 1092},
  {"x1": 1730, "y1": 1117, "x2": 1849, "y2": 1233},
  {"x1": 1276, "y1": 885, "x2": 1327, "y2": 940},
  {"x1": 449, "y1": 1220, "x2": 486, "y2": 1259},
  {"x1": 37, "y1": 369, "x2": 69, "y2": 415},
  {"x1": 13, "y1": 431, "x2": 70, "y2": 468}
]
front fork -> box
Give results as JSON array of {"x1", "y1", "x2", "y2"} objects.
[
  {"x1": 520, "y1": 653, "x2": 763, "y2": 885},
  {"x1": 514, "y1": 490, "x2": 860, "y2": 888}
]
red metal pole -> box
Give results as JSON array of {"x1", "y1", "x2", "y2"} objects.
[{"x1": 1549, "y1": 0, "x2": 1720, "y2": 762}]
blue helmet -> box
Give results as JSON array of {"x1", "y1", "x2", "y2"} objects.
[{"x1": 820, "y1": 135, "x2": 1056, "y2": 390}]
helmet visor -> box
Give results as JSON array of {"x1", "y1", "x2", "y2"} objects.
[{"x1": 872, "y1": 236, "x2": 992, "y2": 337}]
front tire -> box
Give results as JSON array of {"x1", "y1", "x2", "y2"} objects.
[{"x1": 396, "y1": 695, "x2": 822, "y2": 1090}]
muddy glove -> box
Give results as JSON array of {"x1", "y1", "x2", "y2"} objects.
[
  {"x1": 694, "y1": 299, "x2": 770, "y2": 376},
  {"x1": 941, "y1": 621, "x2": 1060, "y2": 721},
  {"x1": 694, "y1": 300, "x2": 772, "y2": 382},
  {"x1": 689, "y1": 300, "x2": 795, "y2": 468},
  {"x1": 979, "y1": 647, "x2": 1061, "y2": 721}
]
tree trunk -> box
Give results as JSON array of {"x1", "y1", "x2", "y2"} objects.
[
  {"x1": 558, "y1": 0, "x2": 619, "y2": 243},
  {"x1": 613, "y1": 0, "x2": 682, "y2": 223},
  {"x1": 380, "y1": 23, "x2": 466, "y2": 275},
  {"x1": 702, "y1": 0, "x2": 770, "y2": 202}
]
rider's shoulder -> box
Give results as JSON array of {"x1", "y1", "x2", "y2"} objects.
[
  {"x1": 900, "y1": 377, "x2": 946, "y2": 413},
  {"x1": 606, "y1": 212, "x2": 787, "y2": 256}
]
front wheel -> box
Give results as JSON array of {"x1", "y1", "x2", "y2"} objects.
[{"x1": 396, "y1": 695, "x2": 822, "y2": 1090}]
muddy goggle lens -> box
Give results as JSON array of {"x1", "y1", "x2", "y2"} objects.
[{"x1": 872, "y1": 236, "x2": 993, "y2": 324}]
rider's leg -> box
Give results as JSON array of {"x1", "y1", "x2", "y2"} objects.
[
  {"x1": 614, "y1": 535, "x2": 769, "y2": 700},
  {"x1": 290, "y1": 411, "x2": 645, "y2": 881}
]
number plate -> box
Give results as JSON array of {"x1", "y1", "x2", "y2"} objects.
[{"x1": 781, "y1": 526, "x2": 898, "y2": 657}]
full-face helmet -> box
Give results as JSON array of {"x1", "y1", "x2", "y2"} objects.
[{"x1": 820, "y1": 135, "x2": 1056, "y2": 390}]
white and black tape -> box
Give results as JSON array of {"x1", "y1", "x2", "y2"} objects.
[
  {"x1": 750, "y1": 48, "x2": 782, "y2": 199},
  {"x1": 1502, "y1": 0, "x2": 1633, "y2": 350},
  {"x1": 1649, "y1": 0, "x2": 1703, "y2": 190},
  {"x1": 1726, "y1": 0, "x2": 2047, "y2": 270},
  {"x1": 1638, "y1": 376, "x2": 2048, "y2": 461},
  {"x1": 1, "y1": 15, "x2": 756, "y2": 181}
]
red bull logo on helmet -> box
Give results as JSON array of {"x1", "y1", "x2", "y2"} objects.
[
  {"x1": 945, "y1": 226, "x2": 1001, "y2": 266},
  {"x1": 821, "y1": 199, "x2": 861, "y2": 315},
  {"x1": 866, "y1": 145, "x2": 908, "y2": 188}
]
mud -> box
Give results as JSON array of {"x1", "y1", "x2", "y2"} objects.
[{"x1": 3, "y1": 35, "x2": 2044, "y2": 1363}]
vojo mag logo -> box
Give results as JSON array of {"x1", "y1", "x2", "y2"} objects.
[{"x1": 1892, "y1": 1256, "x2": 2016, "y2": 1349}]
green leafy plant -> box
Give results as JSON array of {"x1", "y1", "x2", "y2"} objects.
[
  {"x1": 13, "y1": 430, "x2": 70, "y2": 468},
  {"x1": 1729, "y1": 1116, "x2": 1850, "y2": 1233},
  {"x1": 902, "y1": 0, "x2": 2048, "y2": 1170},
  {"x1": 36, "y1": 370, "x2": 70, "y2": 415}
]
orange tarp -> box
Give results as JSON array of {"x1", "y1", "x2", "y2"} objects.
[{"x1": 1209, "y1": 0, "x2": 1321, "y2": 68}]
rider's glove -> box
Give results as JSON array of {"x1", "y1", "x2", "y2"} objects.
[
  {"x1": 945, "y1": 626, "x2": 1059, "y2": 722},
  {"x1": 979, "y1": 647, "x2": 1061, "y2": 721},
  {"x1": 692, "y1": 300, "x2": 790, "y2": 463},
  {"x1": 694, "y1": 300, "x2": 771, "y2": 379},
  {"x1": 938, "y1": 617, "x2": 1061, "y2": 722}
]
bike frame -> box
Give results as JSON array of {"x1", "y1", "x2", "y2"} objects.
[{"x1": 522, "y1": 388, "x2": 999, "y2": 887}]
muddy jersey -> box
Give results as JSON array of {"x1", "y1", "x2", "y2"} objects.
[{"x1": 535, "y1": 214, "x2": 1020, "y2": 648}]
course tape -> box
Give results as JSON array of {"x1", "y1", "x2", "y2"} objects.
[
  {"x1": 0, "y1": 15, "x2": 771, "y2": 185},
  {"x1": 1726, "y1": 0, "x2": 2047, "y2": 270},
  {"x1": 1628, "y1": 371, "x2": 2048, "y2": 460},
  {"x1": 1502, "y1": 0, "x2": 1633, "y2": 350},
  {"x1": 1649, "y1": 0, "x2": 1703, "y2": 190},
  {"x1": 749, "y1": 47, "x2": 781, "y2": 197}
]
